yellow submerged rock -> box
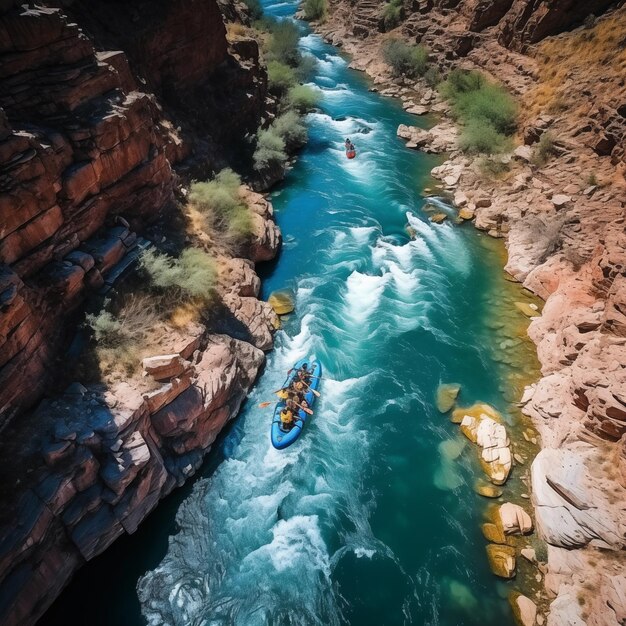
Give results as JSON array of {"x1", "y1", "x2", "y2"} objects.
[
  {"x1": 458, "y1": 207, "x2": 475, "y2": 220},
  {"x1": 430, "y1": 212, "x2": 448, "y2": 223},
  {"x1": 268, "y1": 289, "x2": 295, "y2": 315},
  {"x1": 482, "y1": 522, "x2": 507, "y2": 544},
  {"x1": 436, "y1": 383, "x2": 461, "y2": 413},
  {"x1": 486, "y1": 544, "x2": 516, "y2": 578},
  {"x1": 474, "y1": 480, "x2": 503, "y2": 498},
  {"x1": 514, "y1": 301, "x2": 540, "y2": 317},
  {"x1": 452, "y1": 402, "x2": 503, "y2": 426}
]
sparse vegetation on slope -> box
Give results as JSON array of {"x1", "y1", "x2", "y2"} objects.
[
  {"x1": 140, "y1": 247, "x2": 217, "y2": 303},
  {"x1": 383, "y1": 39, "x2": 428, "y2": 78},
  {"x1": 381, "y1": 0, "x2": 404, "y2": 31},
  {"x1": 287, "y1": 84, "x2": 321, "y2": 112},
  {"x1": 303, "y1": 0, "x2": 327, "y2": 22},
  {"x1": 188, "y1": 169, "x2": 253, "y2": 245},
  {"x1": 252, "y1": 16, "x2": 319, "y2": 177},
  {"x1": 525, "y1": 9, "x2": 626, "y2": 119},
  {"x1": 440, "y1": 69, "x2": 517, "y2": 154}
]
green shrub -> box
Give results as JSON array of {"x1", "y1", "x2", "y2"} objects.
[
  {"x1": 140, "y1": 247, "x2": 217, "y2": 302},
  {"x1": 303, "y1": 0, "x2": 327, "y2": 21},
  {"x1": 440, "y1": 68, "x2": 517, "y2": 154},
  {"x1": 253, "y1": 128, "x2": 288, "y2": 170},
  {"x1": 287, "y1": 84, "x2": 320, "y2": 112},
  {"x1": 459, "y1": 119, "x2": 512, "y2": 154},
  {"x1": 272, "y1": 110, "x2": 308, "y2": 148},
  {"x1": 267, "y1": 60, "x2": 297, "y2": 95},
  {"x1": 382, "y1": 0, "x2": 403, "y2": 30},
  {"x1": 455, "y1": 84, "x2": 517, "y2": 135},
  {"x1": 242, "y1": 0, "x2": 263, "y2": 20},
  {"x1": 85, "y1": 310, "x2": 126, "y2": 347},
  {"x1": 532, "y1": 131, "x2": 558, "y2": 166},
  {"x1": 267, "y1": 19, "x2": 301, "y2": 66},
  {"x1": 188, "y1": 169, "x2": 252, "y2": 242},
  {"x1": 439, "y1": 68, "x2": 485, "y2": 98},
  {"x1": 423, "y1": 66, "x2": 441, "y2": 88},
  {"x1": 383, "y1": 39, "x2": 428, "y2": 78}
]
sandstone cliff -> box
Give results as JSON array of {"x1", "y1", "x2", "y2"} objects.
[
  {"x1": 0, "y1": 1, "x2": 279, "y2": 624},
  {"x1": 316, "y1": 1, "x2": 626, "y2": 624}
]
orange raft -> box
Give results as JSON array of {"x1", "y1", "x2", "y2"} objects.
[{"x1": 346, "y1": 149, "x2": 356, "y2": 159}]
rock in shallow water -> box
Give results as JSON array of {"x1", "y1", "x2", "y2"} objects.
[
  {"x1": 268, "y1": 289, "x2": 295, "y2": 315},
  {"x1": 499, "y1": 502, "x2": 533, "y2": 535},
  {"x1": 509, "y1": 592, "x2": 537, "y2": 626},
  {"x1": 486, "y1": 544, "x2": 516, "y2": 578},
  {"x1": 436, "y1": 383, "x2": 461, "y2": 412},
  {"x1": 474, "y1": 480, "x2": 503, "y2": 498},
  {"x1": 482, "y1": 522, "x2": 507, "y2": 544}
]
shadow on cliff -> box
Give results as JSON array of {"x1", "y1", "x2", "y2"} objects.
[{"x1": 37, "y1": 412, "x2": 246, "y2": 626}]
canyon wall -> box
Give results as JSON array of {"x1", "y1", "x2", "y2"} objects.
[
  {"x1": 316, "y1": 1, "x2": 626, "y2": 624},
  {"x1": 0, "y1": 1, "x2": 278, "y2": 624}
]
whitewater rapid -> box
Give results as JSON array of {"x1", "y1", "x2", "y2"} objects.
[{"x1": 135, "y1": 10, "x2": 516, "y2": 626}]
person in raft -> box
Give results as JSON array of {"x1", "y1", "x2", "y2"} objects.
[
  {"x1": 280, "y1": 405, "x2": 294, "y2": 428},
  {"x1": 345, "y1": 138, "x2": 355, "y2": 152},
  {"x1": 296, "y1": 363, "x2": 311, "y2": 385}
]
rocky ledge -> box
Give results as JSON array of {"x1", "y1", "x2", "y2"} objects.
[
  {"x1": 0, "y1": 185, "x2": 281, "y2": 626},
  {"x1": 0, "y1": 1, "x2": 279, "y2": 624},
  {"x1": 315, "y1": 1, "x2": 626, "y2": 623}
]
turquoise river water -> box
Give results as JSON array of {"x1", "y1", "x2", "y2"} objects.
[{"x1": 40, "y1": 4, "x2": 533, "y2": 626}]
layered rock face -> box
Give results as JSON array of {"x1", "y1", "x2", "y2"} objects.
[
  {"x1": 63, "y1": 0, "x2": 270, "y2": 157},
  {"x1": 0, "y1": 0, "x2": 269, "y2": 423},
  {"x1": 317, "y1": 0, "x2": 626, "y2": 624},
  {"x1": 0, "y1": 1, "x2": 276, "y2": 624}
]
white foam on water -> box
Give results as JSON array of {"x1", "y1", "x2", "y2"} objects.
[
  {"x1": 349, "y1": 225, "x2": 378, "y2": 244},
  {"x1": 354, "y1": 547, "x2": 376, "y2": 559},
  {"x1": 246, "y1": 514, "x2": 330, "y2": 575},
  {"x1": 344, "y1": 270, "x2": 389, "y2": 324},
  {"x1": 407, "y1": 211, "x2": 471, "y2": 276}
]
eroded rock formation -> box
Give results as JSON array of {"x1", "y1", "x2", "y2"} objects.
[{"x1": 0, "y1": 1, "x2": 277, "y2": 624}]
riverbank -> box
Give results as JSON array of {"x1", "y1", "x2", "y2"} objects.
[
  {"x1": 0, "y1": 0, "x2": 286, "y2": 622},
  {"x1": 312, "y1": 3, "x2": 626, "y2": 624}
]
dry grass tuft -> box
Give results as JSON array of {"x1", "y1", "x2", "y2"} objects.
[{"x1": 524, "y1": 8, "x2": 626, "y2": 120}]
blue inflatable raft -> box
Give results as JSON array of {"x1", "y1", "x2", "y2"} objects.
[{"x1": 271, "y1": 358, "x2": 322, "y2": 450}]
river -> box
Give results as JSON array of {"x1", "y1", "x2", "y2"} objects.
[{"x1": 40, "y1": 3, "x2": 540, "y2": 625}]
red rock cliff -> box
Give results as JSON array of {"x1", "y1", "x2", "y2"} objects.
[{"x1": 0, "y1": 0, "x2": 269, "y2": 423}]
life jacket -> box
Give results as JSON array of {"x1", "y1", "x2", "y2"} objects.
[
  {"x1": 293, "y1": 381, "x2": 304, "y2": 392},
  {"x1": 277, "y1": 389, "x2": 289, "y2": 400},
  {"x1": 280, "y1": 409, "x2": 293, "y2": 424}
]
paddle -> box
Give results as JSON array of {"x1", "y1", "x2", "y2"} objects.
[
  {"x1": 301, "y1": 379, "x2": 321, "y2": 398},
  {"x1": 258, "y1": 399, "x2": 313, "y2": 415}
]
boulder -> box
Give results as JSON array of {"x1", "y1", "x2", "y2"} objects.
[
  {"x1": 510, "y1": 593, "x2": 537, "y2": 626},
  {"x1": 474, "y1": 480, "x2": 503, "y2": 498},
  {"x1": 436, "y1": 383, "x2": 461, "y2": 412},
  {"x1": 514, "y1": 145, "x2": 534, "y2": 162},
  {"x1": 142, "y1": 354, "x2": 189, "y2": 381},
  {"x1": 268, "y1": 289, "x2": 295, "y2": 315},
  {"x1": 551, "y1": 194, "x2": 571, "y2": 208},
  {"x1": 486, "y1": 544, "x2": 516, "y2": 578},
  {"x1": 482, "y1": 522, "x2": 507, "y2": 544},
  {"x1": 499, "y1": 502, "x2": 533, "y2": 535},
  {"x1": 459, "y1": 207, "x2": 475, "y2": 220},
  {"x1": 430, "y1": 212, "x2": 447, "y2": 223}
]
